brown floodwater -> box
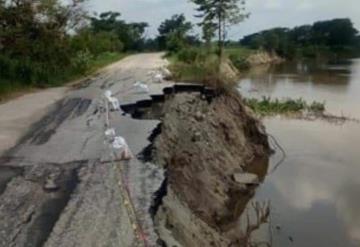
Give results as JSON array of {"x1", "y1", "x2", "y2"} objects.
[{"x1": 238, "y1": 59, "x2": 360, "y2": 247}]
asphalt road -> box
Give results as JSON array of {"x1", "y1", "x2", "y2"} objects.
[{"x1": 0, "y1": 53, "x2": 170, "y2": 247}]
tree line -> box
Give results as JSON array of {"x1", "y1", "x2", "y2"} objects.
[{"x1": 240, "y1": 18, "x2": 360, "y2": 59}]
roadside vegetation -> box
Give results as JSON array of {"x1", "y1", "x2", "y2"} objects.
[
  {"x1": 0, "y1": 1, "x2": 152, "y2": 99},
  {"x1": 244, "y1": 97, "x2": 326, "y2": 116}
]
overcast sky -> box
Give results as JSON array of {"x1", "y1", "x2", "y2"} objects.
[{"x1": 86, "y1": 0, "x2": 360, "y2": 39}]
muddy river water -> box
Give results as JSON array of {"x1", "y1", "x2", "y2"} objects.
[{"x1": 239, "y1": 59, "x2": 360, "y2": 246}]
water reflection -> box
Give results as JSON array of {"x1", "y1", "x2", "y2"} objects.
[
  {"x1": 240, "y1": 59, "x2": 360, "y2": 118},
  {"x1": 257, "y1": 119, "x2": 360, "y2": 247},
  {"x1": 238, "y1": 59, "x2": 360, "y2": 247}
]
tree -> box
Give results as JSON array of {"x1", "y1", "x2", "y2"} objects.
[
  {"x1": 191, "y1": 0, "x2": 249, "y2": 58},
  {"x1": 201, "y1": 21, "x2": 217, "y2": 50},
  {"x1": 312, "y1": 19, "x2": 358, "y2": 46},
  {"x1": 157, "y1": 14, "x2": 193, "y2": 52},
  {"x1": 90, "y1": 12, "x2": 148, "y2": 51},
  {"x1": 0, "y1": 0, "x2": 88, "y2": 83},
  {"x1": 240, "y1": 18, "x2": 359, "y2": 59}
]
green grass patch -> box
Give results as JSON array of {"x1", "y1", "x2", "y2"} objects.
[
  {"x1": 169, "y1": 52, "x2": 220, "y2": 82},
  {"x1": 0, "y1": 80, "x2": 35, "y2": 102},
  {"x1": 225, "y1": 47, "x2": 255, "y2": 58},
  {"x1": 244, "y1": 97, "x2": 325, "y2": 116}
]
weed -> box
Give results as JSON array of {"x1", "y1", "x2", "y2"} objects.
[{"x1": 244, "y1": 97, "x2": 325, "y2": 116}]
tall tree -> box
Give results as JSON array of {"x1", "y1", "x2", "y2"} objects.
[
  {"x1": 157, "y1": 14, "x2": 193, "y2": 52},
  {"x1": 201, "y1": 21, "x2": 217, "y2": 51},
  {"x1": 191, "y1": 0, "x2": 249, "y2": 58}
]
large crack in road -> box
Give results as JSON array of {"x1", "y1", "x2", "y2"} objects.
[{"x1": 0, "y1": 53, "x2": 172, "y2": 247}]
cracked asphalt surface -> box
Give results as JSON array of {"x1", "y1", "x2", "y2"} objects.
[{"x1": 0, "y1": 53, "x2": 170, "y2": 247}]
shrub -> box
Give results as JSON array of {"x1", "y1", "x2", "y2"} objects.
[
  {"x1": 70, "y1": 30, "x2": 124, "y2": 57},
  {"x1": 71, "y1": 50, "x2": 94, "y2": 75},
  {"x1": 229, "y1": 53, "x2": 250, "y2": 70},
  {"x1": 177, "y1": 48, "x2": 201, "y2": 64}
]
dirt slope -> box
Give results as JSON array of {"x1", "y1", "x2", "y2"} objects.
[{"x1": 151, "y1": 92, "x2": 270, "y2": 246}]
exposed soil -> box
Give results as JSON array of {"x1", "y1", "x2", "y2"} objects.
[{"x1": 123, "y1": 87, "x2": 271, "y2": 246}]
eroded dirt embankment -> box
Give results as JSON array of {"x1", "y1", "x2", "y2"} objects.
[{"x1": 126, "y1": 88, "x2": 271, "y2": 246}]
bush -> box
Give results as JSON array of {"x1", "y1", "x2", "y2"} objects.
[
  {"x1": 70, "y1": 30, "x2": 124, "y2": 57},
  {"x1": 71, "y1": 50, "x2": 94, "y2": 75},
  {"x1": 177, "y1": 48, "x2": 200, "y2": 63},
  {"x1": 0, "y1": 55, "x2": 62, "y2": 86},
  {"x1": 228, "y1": 54, "x2": 250, "y2": 70}
]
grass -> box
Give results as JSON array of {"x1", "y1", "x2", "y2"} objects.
[
  {"x1": 168, "y1": 47, "x2": 252, "y2": 94},
  {"x1": 244, "y1": 97, "x2": 326, "y2": 116},
  {"x1": 225, "y1": 47, "x2": 255, "y2": 58},
  {"x1": 226, "y1": 47, "x2": 256, "y2": 70},
  {"x1": 0, "y1": 52, "x2": 127, "y2": 102},
  {"x1": 51, "y1": 52, "x2": 128, "y2": 87},
  {"x1": 168, "y1": 46, "x2": 256, "y2": 84},
  {"x1": 169, "y1": 52, "x2": 220, "y2": 82},
  {"x1": 89, "y1": 52, "x2": 128, "y2": 72},
  {"x1": 0, "y1": 80, "x2": 36, "y2": 102}
]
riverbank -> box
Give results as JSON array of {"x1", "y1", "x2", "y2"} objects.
[
  {"x1": 119, "y1": 83, "x2": 272, "y2": 246},
  {"x1": 168, "y1": 47, "x2": 284, "y2": 84},
  {"x1": 151, "y1": 91, "x2": 270, "y2": 246}
]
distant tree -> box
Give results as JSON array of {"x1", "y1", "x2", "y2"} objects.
[
  {"x1": 312, "y1": 19, "x2": 358, "y2": 46},
  {"x1": 290, "y1": 25, "x2": 312, "y2": 46},
  {"x1": 240, "y1": 18, "x2": 360, "y2": 59},
  {"x1": 157, "y1": 14, "x2": 193, "y2": 52},
  {"x1": 191, "y1": 0, "x2": 249, "y2": 58},
  {"x1": 90, "y1": 12, "x2": 148, "y2": 51}
]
